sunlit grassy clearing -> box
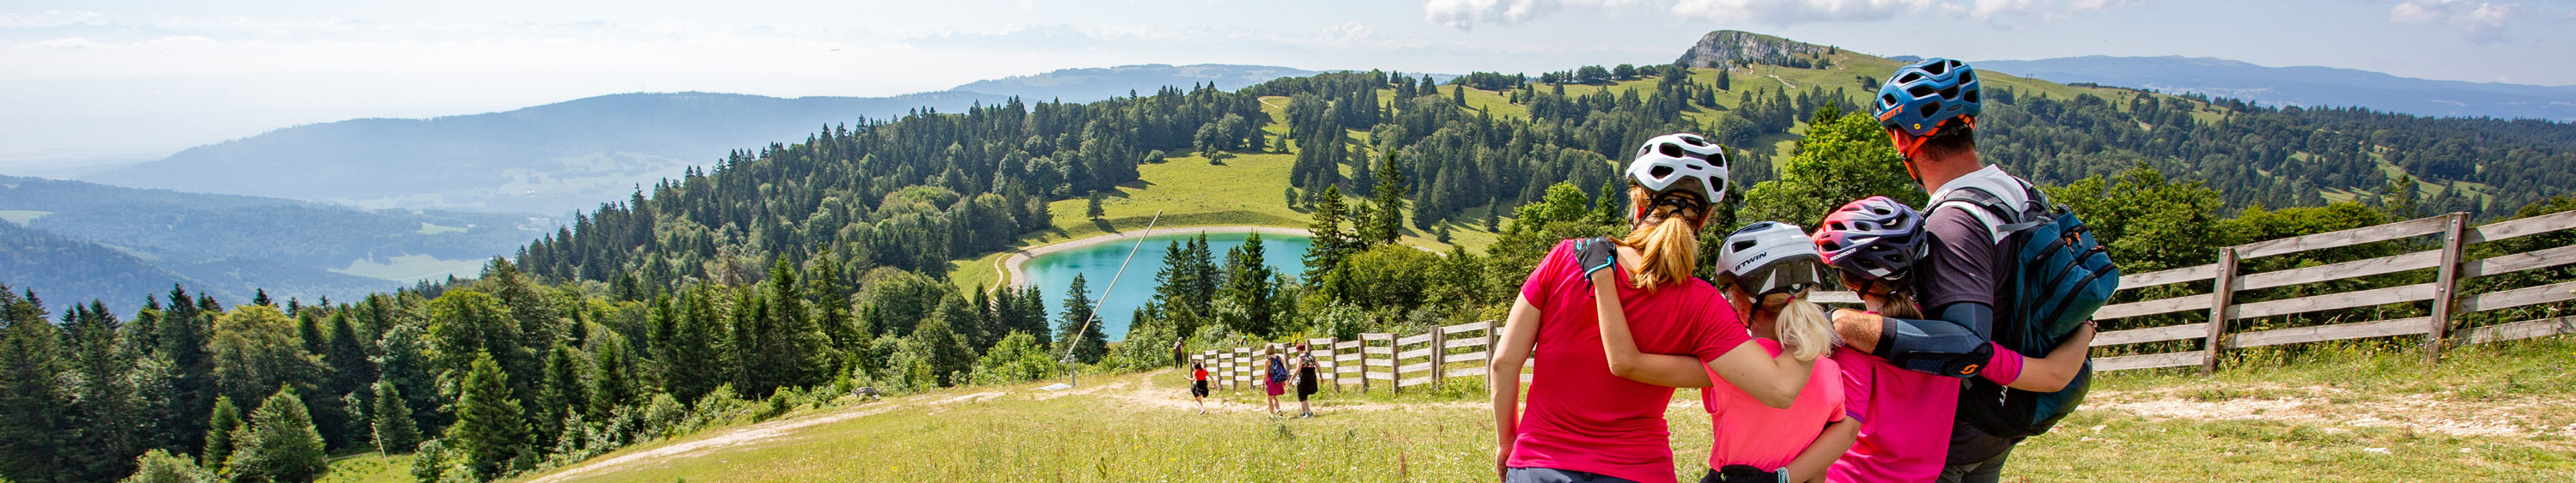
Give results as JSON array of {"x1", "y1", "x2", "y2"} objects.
[{"x1": 334, "y1": 253, "x2": 487, "y2": 281}]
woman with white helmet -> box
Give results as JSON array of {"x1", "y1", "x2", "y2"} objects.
[
  {"x1": 1488, "y1": 133, "x2": 1819, "y2": 483},
  {"x1": 1585, "y1": 221, "x2": 1859, "y2": 483},
  {"x1": 1812, "y1": 196, "x2": 2097, "y2": 483}
]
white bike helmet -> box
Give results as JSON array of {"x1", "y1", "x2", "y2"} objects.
[
  {"x1": 1627, "y1": 133, "x2": 1729, "y2": 204},
  {"x1": 1717, "y1": 221, "x2": 1826, "y2": 297}
]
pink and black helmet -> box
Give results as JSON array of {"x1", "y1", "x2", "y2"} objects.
[{"x1": 1814, "y1": 196, "x2": 1927, "y2": 281}]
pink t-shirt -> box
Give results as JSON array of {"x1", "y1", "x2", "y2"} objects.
[
  {"x1": 1700, "y1": 339, "x2": 1844, "y2": 472},
  {"x1": 1509, "y1": 240, "x2": 1753, "y2": 483},
  {"x1": 1825, "y1": 349, "x2": 1957, "y2": 483}
]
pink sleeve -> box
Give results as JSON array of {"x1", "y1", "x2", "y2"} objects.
[
  {"x1": 1976, "y1": 342, "x2": 2024, "y2": 386},
  {"x1": 1692, "y1": 291, "x2": 1755, "y2": 362},
  {"x1": 1820, "y1": 358, "x2": 1847, "y2": 423},
  {"x1": 1520, "y1": 240, "x2": 1575, "y2": 306},
  {"x1": 1838, "y1": 356, "x2": 1872, "y2": 424}
]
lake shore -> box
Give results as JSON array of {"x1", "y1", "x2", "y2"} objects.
[{"x1": 998, "y1": 226, "x2": 1313, "y2": 289}]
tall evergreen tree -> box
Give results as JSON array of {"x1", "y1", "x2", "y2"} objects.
[
  {"x1": 1364, "y1": 151, "x2": 1410, "y2": 245},
  {"x1": 199, "y1": 396, "x2": 241, "y2": 475},
  {"x1": 1303, "y1": 184, "x2": 1355, "y2": 281},
  {"x1": 370, "y1": 379, "x2": 421, "y2": 454},
  {"x1": 0, "y1": 287, "x2": 70, "y2": 483},
  {"x1": 318, "y1": 311, "x2": 373, "y2": 450},
  {"x1": 1220, "y1": 233, "x2": 1276, "y2": 336},
  {"x1": 446, "y1": 352, "x2": 526, "y2": 481},
  {"x1": 1055, "y1": 275, "x2": 1107, "y2": 365},
  {"x1": 222, "y1": 387, "x2": 327, "y2": 483}
]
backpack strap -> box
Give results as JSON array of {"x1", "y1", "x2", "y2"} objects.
[{"x1": 1932, "y1": 172, "x2": 2050, "y2": 244}]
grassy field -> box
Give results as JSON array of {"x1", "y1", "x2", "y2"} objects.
[
  {"x1": 0, "y1": 209, "x2": 52, "y2": 225},
  {"x1": 321, "y1": 452, "x2": 415, "y2": 483},
  {"x1": 477, "y1": 336, "x2": 2576, "y2": 482},
  {"x1": 417, "y1": 221, "x2": 467, "y2": 235}
]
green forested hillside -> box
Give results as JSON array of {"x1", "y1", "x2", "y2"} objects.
[{"x1": 6, "y1": 30, "x2": 2576, "y2": 483}]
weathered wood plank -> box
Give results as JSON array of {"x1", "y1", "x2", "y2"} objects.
[
  {"x1": 1396, "y1": 347, "x2": 1434, "y2": 360},
  {"x1": 2461, "y1": 317, "x2": 2576, "y2": 345},
  {"x1": 2464, "y1": 209, "x2": 2576, "y2": 245},
  {"x1": 2457, "y1": 281, "x2": 2576, "y2": 313},
  {"x1": 1399, "y1": 377, "x2": 1433, "y2": 387},
  {"x1": 1361, "y1": 347, "x2": 1394, "y2": 355},
  {"x1": 1365, "y1": 372, "x2": 1396, "y2": 381},
  {"x1": 2229, "y1": 317, "x2": 2432, "y2": 348},
  {"x1": 1446, "y1": 367, "x2": 1488, "y2": 378},
  {"x1": 2093, "y1": 323, "x2": 2210, "y2": 347},
  {"x1": 2095, "y1": 351, "x2": 2206, "y2": 371},
  {"x1": 1809, "y1": 291, "x2": 1860, "y2": 305},
  {"x1": 2096, "y1": 294, "x2": 2214, "y2": 320},
  {"x1": 2426, "y1": 213, "x2": 2470, "y2": 362},
  {"x1": 1445, "y1": 338, "x2": 1486, "y2": 349},
  {"x1": 2235, "y1": 214, "x2": 2451, "y2": 259},
  {"x1": 1397, "y1": 333, "x2": 1436, "y2": 346},
  {"x1": 1364, "y1": 359, "x2": 1394, "y2": 367},
  {"x1": 1449, "y1": 351, "x2": 1489, "y2": 364},
  {"x1": 2461, "y1": 244, "x2": 2576, "y2": 279},
  {"x1": 1443, "y1": 321, "x2": 1493, "y2": 334},
  {"x1": 1360, "y1": 333, "x2": 1394, "y2": 341},
  {"x1": 1397, "y1": 362, "x2": 1435, "y2": 373},
  {"x1": 2202, "y1": 248, "x2": 2241, "y2": 374},
  {"x1": 1334, "y1": 353, "x2": 1363, "y2": 362},
  {"x1": 2233, "y1": 249, "x2": 2441, "y2": 292},
  {"x1": 2121, "y1": 264, "x2": 2219, "y2": 290},
  {"x1": 2230, "y1": 283, "x2": 2436, "y2": 319}
]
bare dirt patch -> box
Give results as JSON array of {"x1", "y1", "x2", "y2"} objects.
[{"x1": 2089, "y1": 384, "x2": 2573, "y2": 439}]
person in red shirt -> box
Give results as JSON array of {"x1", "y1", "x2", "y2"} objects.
[
  {"x1": 1186, "y1": 359, "x2": 1210, "y2": 414},
  {"x1": 1487, "y1": 133, "x2": 1818, "y2": 483}
]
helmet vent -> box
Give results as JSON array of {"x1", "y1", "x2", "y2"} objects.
[
  {"x1": 1940, "y1": 87, "x2": 1959, "y2": 100},
  {"x1": 1907, "y1": 85, "x2": 1937, "y2": 98},
  {"x1": 1920, "y1": 101, "x2": 1943, "y2": 114},
  {"x1": 1897, "y1": 72, "x2": 1923, "y2": 84},
  {"x1": 1965, "y1": 90, "x2": 1981, "y2": 103},
  {"x1": 1649, "y1": 166, "x2": 1674, "y2": 178},
  {"x1": 1880, "y1": 94, "x2": 1899, "y2": 106},
  {"x1": 1659, "y1": 143, "x2": 1685, "y2": 158},
  {"x1": 1680, "y1": 136, "x2": 1708, "y2": 146},
  {"x1": 1731, "y1": 240, "x2": 1758, "y2": 252}
]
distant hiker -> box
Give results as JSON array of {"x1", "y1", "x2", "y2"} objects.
[
  {"x1": 1814, "y1": 196, "x2": 2099, "y2": 483},
  {"x1": 1172, "y1": 338, "x2": 1188, "y2": 368},
  {"x1": 1293, "y1": 342, "x2": 1320, "y2": 418},
  {"x1": 1584, "y1": 222, "x2": 1853, "y2": 483},
  {"x1": 1488, "y1": 133, "x2": 1818, "y2": 483},
  {"x1": 1850, "y1": 58, "x2": 2115, "y2": 483},
  {"x1": 1188, "y1": 360, "x2": 1212, "y2": 414},
  {"x1": 1264, "y1": 350, "x2": 1290, "y2": 415}
]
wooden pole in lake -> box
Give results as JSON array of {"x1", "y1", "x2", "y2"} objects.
[{"x1": 1062, "y1": 210, "x2": 1162, "y2": 389}]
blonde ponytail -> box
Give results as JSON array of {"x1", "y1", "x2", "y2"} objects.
[
  {"x1": 1766, "y1": 293, "x2": 1837, "y2": 362},
  {"x1": 1619, "y1": 186, "x2": 1706, "y2": 291}
]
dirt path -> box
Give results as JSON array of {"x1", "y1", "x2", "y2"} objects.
[
  {"x1": 2087, "y1": 384, "x2": 2576, "y2": 441},
  {"x1": 527, "y1": 390, "x2": 1005, "y2": 483}
]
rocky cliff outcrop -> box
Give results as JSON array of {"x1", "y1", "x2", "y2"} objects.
[{"x1": 1674, "y1": 30, "x2": 1833, "y2": 69}]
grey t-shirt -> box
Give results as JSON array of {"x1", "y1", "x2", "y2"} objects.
[{"x1": 1915, "y1": 205, "x2": 2011, "y2": 338}]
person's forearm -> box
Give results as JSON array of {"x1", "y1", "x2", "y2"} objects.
[
  {"x1": 1589, "y1": 270, "x2": 1716, "y2": 387},
  {"x1": 2007, "y1": 324, "x2": 2095, "y2": 392},
  {"x1": 1832, "y1": 309, "x2": 1883, "y2": 354},
  {"x1": 1786, "y1": 419, "x2": 1861, "y2": 483},
  {"x1": 1710, "y1": 341, "x2": 1815, "y2": 408}
]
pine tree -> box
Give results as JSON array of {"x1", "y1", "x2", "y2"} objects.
[
  {"x1": 446, "y1": 352, "x2": 526, "y2": 480},
  {"x1": 1086, "y1": 191, "x2": 1106, "y2": 219},
  {"x1": 369, "y1": 379, "x2": 421, "y2": 454},
  {"x1": 1304, "y1": 184, "x2": 1355, "y2": 281},
  {"x1": 1221, "y1": 233, "x2": 1275, "y2": 336},
  {"x1": 584, "y1": 335, "x2": 638, "y2": 421},
  {"x1": 1055, "y1": 275, "x2": 1107, "y2": 365},
  {"x1": 318, "y1": 311, "x2": 372, "y2": 450},
  {"x1": 0, "y1": 287, "x2": 72, "y2": 482},
  {"x1": 1364, "y1": 151, "x2": 1410, "y2": 245},
  {"x1": 222, "y1": 387, "x2": 327, "y2": 483},
  {"x1": 200, "y1": 397, "x2": 240, "y2": 474}
]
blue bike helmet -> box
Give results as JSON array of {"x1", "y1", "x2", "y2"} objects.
[{"x1": 1872, "y1": 57, "x2": 1982, "y2": 137}]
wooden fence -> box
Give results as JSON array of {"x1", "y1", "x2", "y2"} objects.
[{"x1": 1185, "y1": 210, "x2": 2576, "y2": 390}]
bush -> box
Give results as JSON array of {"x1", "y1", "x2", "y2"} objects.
[{"x1": 121, "y1": 450, "x2": 210, "y2": 483}]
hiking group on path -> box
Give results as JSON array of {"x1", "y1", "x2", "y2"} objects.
[{"x1": 1487, "y1": 58, "x2": 2118, "y2": 483}]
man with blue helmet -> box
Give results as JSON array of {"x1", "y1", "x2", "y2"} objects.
[{"x1": 1824, "y1": 57, "x2": 2079, "y2": 483}]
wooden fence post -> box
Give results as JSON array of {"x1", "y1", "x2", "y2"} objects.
[
  {"x1": 2427, "y1": 212, "x2": 2470, "y2": 363},
  {"x1": 1430, "y1": 326, "x2": 1447, "y2": 390},
  {"x1": 2202, "y1": 247, "x2": 2241, "y2": 375}
]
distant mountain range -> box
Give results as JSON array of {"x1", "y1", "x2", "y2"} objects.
[
  {"x1": 1, "y1": 175, "x2": 549, "y2": 312},
  {"x1": 1975, "y1": 56, "x2": 2576, "y2": 122},
  {"x1": 75, "y1": 64, "x2": 1322, "y2": 215}
]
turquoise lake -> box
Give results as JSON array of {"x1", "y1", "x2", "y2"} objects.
[{"x1": 1020, "y1": 232, "x2": 1311, "y2": 341}]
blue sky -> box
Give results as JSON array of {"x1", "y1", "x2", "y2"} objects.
[{"x1": 3, "y1": 0, "x2": 2571, "y2": 173}]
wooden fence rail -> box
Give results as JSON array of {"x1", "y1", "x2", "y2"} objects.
[{"x1": 1185, "y1": 210, "x2": 2576, "y2": 391}]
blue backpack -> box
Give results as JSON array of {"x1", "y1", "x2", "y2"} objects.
[
  {"x1": 1935, "y1": 176, "x2": 2121, "y2": 438},
  {"x1": 1267, "y1": 356, "x2": 1290, "y2": 383}
]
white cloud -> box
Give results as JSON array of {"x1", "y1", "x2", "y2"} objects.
[
  {"x1": 25, "y1": 37, "x2": 100, "y2": 49},
  {"x1": 2390, "y1": 0, "x2": 2537, "y2": 43},
  {"x1": 1429, "y1": 0, "x2": 2149, "y2": 28}
]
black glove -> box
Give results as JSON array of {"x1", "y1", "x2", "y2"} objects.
[{"x1": 1573, "y1": 237, "x2": 1619, "y2": 285}]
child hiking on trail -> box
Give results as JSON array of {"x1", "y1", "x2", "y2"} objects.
[
  {"x1": 1489, "y1": 133, "x2": 1818, "y2": 483},
  {"x1": 1814, "y1": 195, "x2": 2099, "y2": 483},
  {"x1": 1584, "y1": 221, "x2": 1855, "y2": 483},
  {"x1": 1264, "y1": 351, "x2": 1289, "y2": 416},
  {"x1": 1188, "y1": 359, "x2": 1211, "y2": 414}
]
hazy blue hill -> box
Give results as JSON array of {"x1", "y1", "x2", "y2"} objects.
[
  {"x1": 77, "y1": 91, "x2": 1012, "y2": 214},
  {"x1": 951, "y1": 63, "x2": 1320, "y2": 102},
  {"x1": 0, "y1": 174, "x2": 542, "y2": 277},
  {"x1": 1977, "y1": 56, "x2": 2576, "y2": 122},
  {"x1": 75, "y1": 64, "x2": 1323, "y2": 215}
]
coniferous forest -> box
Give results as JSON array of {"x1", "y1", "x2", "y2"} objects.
[{"x1": 7, "y1": 50, "x2": 2576, "y2": 482}]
